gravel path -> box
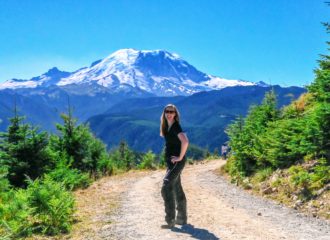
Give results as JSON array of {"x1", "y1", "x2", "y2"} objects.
[{"x1": 91, "y1": 160, "x2": 329, "y2": 240}]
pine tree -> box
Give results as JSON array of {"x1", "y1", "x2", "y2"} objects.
[
  {"x1": 308, "y1": 22, "x2": 330, "y2": 103},
  {"x1": 108, "y1": 141, "x2": 136, "y2": 171},
  {"x1": 118, "y1": 141, "x2": 135, "y2": 170},
  {"x1": 307, "y1": 22, "x2": 330, "y2": 161},
  {"x1": 7, "y1": 105, "x2": 25, "y2": 144},
  {"x1": 0, "y1": 108, "x2": 52, "y2": 187},
  {"x1": 50, "y1": 105, "x2": 109, "y2": 173},
  {"x1": 226, "y1": 90, "x2": 279, "y2": 176},
  {"x1": 225, "y1": 115, "x2": 248, "y2": 176}
]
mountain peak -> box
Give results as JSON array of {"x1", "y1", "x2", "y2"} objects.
[
  {"x1": 103, "y1": 49, "x2": 182, "y2": 66},
  {"x1": 30, "y1": 67, "x2": 70, "y2": 81},
  {"x1": 0, "y1": 49, "x2": 258, "y2": 95},
  {"x1": 46, "y1": 67, "x2": 61, "y2": 75},
  {"x1": 106, "y1": 48, "x2": 140, "y2": 62}
]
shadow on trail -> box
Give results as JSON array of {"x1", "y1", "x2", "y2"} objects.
[{"x1": 171, "y1": 224, "x2": 220, "y2": 240}]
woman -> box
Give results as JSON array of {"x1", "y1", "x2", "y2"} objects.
[{"x1": 160, "y1": 104, "x2": 189, "y2": 229}]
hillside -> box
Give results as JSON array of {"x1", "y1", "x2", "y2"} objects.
[
  {"x1": 223, "y1": 22, "x2": 330, "y2": 224},
  {"x1": 88, "y1": 85, "x2": 305, "y2": 152}
]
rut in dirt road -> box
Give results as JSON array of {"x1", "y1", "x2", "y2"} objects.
[{"x1": 98, "y1": 160, "x2": 330, "y2": 240}]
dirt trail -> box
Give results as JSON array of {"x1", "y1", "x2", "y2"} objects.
[{"x1": 71, "y1": 159, "x2": 330, "y2": 240}]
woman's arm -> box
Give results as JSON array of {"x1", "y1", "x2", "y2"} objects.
[{"x1": 171, "y1": 132, "x2": 189, "y2": 163}]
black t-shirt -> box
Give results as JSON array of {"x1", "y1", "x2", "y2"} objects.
[{"x1": 164, "y1": 121, "x2": 184, "y2": 160}]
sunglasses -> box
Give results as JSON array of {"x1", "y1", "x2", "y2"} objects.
[{"x1": 165, "y1": 110, "x2": 175, "y2": 114}]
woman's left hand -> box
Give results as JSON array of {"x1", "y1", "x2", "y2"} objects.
[{"x1": 171, "y1": 156, "x2": 182, "y2": 163}]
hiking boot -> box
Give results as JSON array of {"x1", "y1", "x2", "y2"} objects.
[{"x1": 161, "y1": 220, "x2": 175, "y2": 229}]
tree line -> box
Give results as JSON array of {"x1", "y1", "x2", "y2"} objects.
[{"x1": 225, "y1": 22, "x2": 330, "y2": 198}]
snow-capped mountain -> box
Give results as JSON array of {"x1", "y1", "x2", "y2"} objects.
[
  {"x1": 0, "y1": 49, "x2": 257, "y2": 96},
  {"x1": 0, "y1": 67, "x2": 71, "y2": 90}
]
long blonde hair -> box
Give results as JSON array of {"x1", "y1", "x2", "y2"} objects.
[{"x1": 160, "y1": 104, "x2": 181, "y2": 137}]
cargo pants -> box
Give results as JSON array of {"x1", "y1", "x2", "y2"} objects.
[{"x1": 161, "y1": 158, "x2": 187, "y2": 225}]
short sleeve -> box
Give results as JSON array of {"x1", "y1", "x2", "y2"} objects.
[{"x1": 172, "y1": 122, "x2": 183, "y2": 135}]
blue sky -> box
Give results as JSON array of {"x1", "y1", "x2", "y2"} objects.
[{"x1": 0, "y1": 0, "x2": 329, "y2": 87}]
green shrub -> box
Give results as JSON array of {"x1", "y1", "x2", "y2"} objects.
[
  {"x1": 97, "y1": 156, "x2": 114, "y2": 176},
  {"x1": 252, "y1": 168, "x2": 273, "y2": 183},
  {"x1": 224, "y1": 155, "x2": 247, "y2": 182},
  {"x1": 47, "y1": 156, "x2": 91, "y2": 191},
  {"x1": 288, "y1": 166, "x2": 311, "y2": 188},
  {"x1": 27, "y1": 176, "x2": 75, "y2": 235},
  {"x1": 0, "y1": 189, "x2": 33, "y2": 239},
  {"x1": 138, "y1": 151, "x2": 156, "y2": 170},
  {"x1": 109, "y1": 141, "x2": 136, "y2": 171},
  {"x1": 310, "y1": 158, "x2": 330, "y2": 189},
  {"x1": 0, "y1": 165, "x2": 10, "y2": 197},
  {"x1": 0, "y1": 164, "x2": 32, "y2": 239},
  {"x1": 0, "y1": 167, "x2": 78, "y2": 238},
  {"x1": 270, "y1": 178, "x2": 283, "y2": 188}
]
